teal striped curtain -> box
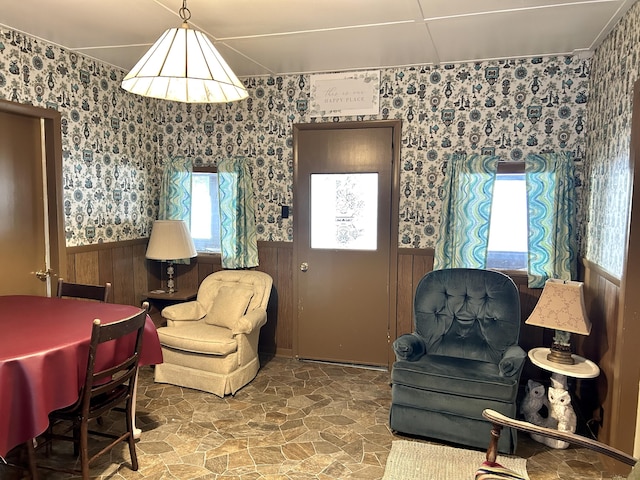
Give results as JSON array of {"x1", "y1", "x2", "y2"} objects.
[
  {"x1": 434, "y1": 153, "x2": 499, "y2": 269},
  {"x1": 159, "y1": 156, "x2": 193, "y2": 223},
  {"x1": 525, "y1": 152, "x2": 577, "y2": 288},
  {"x1": 218, "y1": 156, "x2": 259, "y2": 269},
  {"x1": 158, "y1": 156, "x2": 193, "y2": 264}
]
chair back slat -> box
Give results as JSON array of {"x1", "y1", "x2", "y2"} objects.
[{"x1": 57, "y1": 278, "x2": 112, "y2": 303}]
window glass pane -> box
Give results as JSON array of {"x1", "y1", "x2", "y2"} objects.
[
  {"x1": 310, "y1": 173, "x2": 378, "y2": 250},
  {"x1": 191, "y1": 172, "x2": 221, "y2": 253},
  {"x1": 487, "y1": 173, "x2": 527, "y2": 270}
]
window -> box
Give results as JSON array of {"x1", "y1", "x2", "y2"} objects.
[
  {"x1": 486, "y1": 162, "x2": 528, "y2": 271},
  {"x1": 310, "y1": 173, "x2": 378, "y2": 250},
  {"x1": 190, "y1": 168, "x2": 221, "y2": 253}
]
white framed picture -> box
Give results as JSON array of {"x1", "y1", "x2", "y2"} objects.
[{"x1": 309, "y1": 71, "x2": 380, "y2": 117}]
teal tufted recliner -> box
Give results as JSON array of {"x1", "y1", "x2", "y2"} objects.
[{"x1": 390, "y1": 268, "x2": 525, "y2": 454}]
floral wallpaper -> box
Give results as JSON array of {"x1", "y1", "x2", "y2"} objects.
[
  {"x1": 0, "y1": 25, "x2": 591, "y2": 250},
  {"x1": 0, "y1": 28, "x2": 158, "y2": 244},
  {"x1": 584, "y1": 0, "x2": 640, "y2": 279}
]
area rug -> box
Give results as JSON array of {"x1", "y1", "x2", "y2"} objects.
[{"x1": 382, "y1": 440, "x2": 529, "y2": 480}]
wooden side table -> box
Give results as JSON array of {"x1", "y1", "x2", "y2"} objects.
[{"x1": 142, "y1": 288, "x2": 198, "y2": 327}]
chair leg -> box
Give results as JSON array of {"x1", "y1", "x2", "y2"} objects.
[
  {"x1": 44, "y1": 425, "x2": 51, "y2": 457},
  {"x1": 486, "y1": 422, "x2": 503, "y2": 464},
  {"x1": 73, "y1": 424, "x2": 80, "y2": 457},
  {"x1": 125, "y1": 398, "x2": 139, "y2": 471},
  {"x1": 80, "y1": 420, "x2": 90, "y2": 480},
  {"x1": 131, "y1": 369, "x2": 141, "y2": 439},
  {"x1": 25, "y1": 440, "x2": 38, "y2": 480}
]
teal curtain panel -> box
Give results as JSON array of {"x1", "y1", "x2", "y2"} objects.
[
  {"x1": 525, "y1": 152, "x2": 577, "y2": 287},
  {"x1": 434, "y1": 154, "x2": 499, "y2": 270},
  {"x1": 218, "y1": 156, "x2": 259, "y2": 269}
]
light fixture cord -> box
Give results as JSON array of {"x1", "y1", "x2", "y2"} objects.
[{"x1": 179, "y1": 0, "x2": 191, "y2": 23}]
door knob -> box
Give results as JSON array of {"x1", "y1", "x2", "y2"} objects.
[
  {"x1": 35, "y1": 268, "x2": 52, "y2": 281},
  {"x1": 300, "y1": 262, "x2": 309, "y2": 272}
]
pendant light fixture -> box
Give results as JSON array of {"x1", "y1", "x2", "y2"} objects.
[{"x1": 121, "y1": 0, "x2": 248, "y2": 103}]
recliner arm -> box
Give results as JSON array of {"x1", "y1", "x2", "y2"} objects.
[
  {"x1": 498, "y1": 345, "x2": 526, "y2": 376},
  {"x1": 232, "y1": 308, "x2": 267, "y2": 335},
  {"x1": 392, "y1": 334, "x2": 426, "y2": 361},
  {"x1": 161, "y1": 301, "x2": 207, "y2": 323}
]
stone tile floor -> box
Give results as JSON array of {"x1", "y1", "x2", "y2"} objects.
[{"x1": 1, "y1": 356, "x2": 630, "y2": 479}]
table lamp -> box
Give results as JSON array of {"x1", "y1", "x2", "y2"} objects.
[
  {"x1": 146, "y1": 220, "x2": 197, "y2": 294},
  {"x1": 525, "y1": 278, "x2": 592, "y2": 365}
]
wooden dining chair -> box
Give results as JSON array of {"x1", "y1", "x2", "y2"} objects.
[
  {"x1": 56, "y1": 278, "x2": 112, "y2": 303},
  {"x1": 39, "y1": 303, "x2": 148, "y2": 479}
]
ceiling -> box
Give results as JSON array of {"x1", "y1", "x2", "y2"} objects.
[{"x1": 0, "y1": 0, "x2": 636, "y2": 78}]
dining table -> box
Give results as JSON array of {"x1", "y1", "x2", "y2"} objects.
[{"x1": 0, "y1": 295, "x2": 163, "y2": 459}]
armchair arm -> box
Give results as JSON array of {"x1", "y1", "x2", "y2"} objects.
[
  {"x1": 161, "y1": 301, "x2": 207, "y2": 323},
  {"x1": 392, "y1": 334, "x2": 426, "y2": 362},
  {"x1": 482, "y1": 409, "x2": 637, "y2": 467},
  {"x1": 232, "y1": 308, "x2": 267, "y2": 336},
  {"x1": 498, "y1": 345, "x2": 526, "y2": 377}
]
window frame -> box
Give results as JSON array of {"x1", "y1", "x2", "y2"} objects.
[{"x1": 496, "y1": 161, "x2": 524, "y2": 175}]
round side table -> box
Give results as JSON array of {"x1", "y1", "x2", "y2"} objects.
[
  {"x1": 528, "y1": 347, "x2": 600, "y2": 389},
  {"x1": 526, "y1": 347, "x2": 600, "y2": 448}
]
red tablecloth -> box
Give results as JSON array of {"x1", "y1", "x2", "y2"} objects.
[{"x1": 0, "y1": 295, "x2": 163, "y2": 457}]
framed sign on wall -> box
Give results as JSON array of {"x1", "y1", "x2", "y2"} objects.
[{"x1": 309, "y1": 71, "x2": 380, "y2": 117}]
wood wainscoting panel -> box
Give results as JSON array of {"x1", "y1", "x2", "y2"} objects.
[
  {"x1": 397, "y1": 248, "x2": 434, "y2": 337},
  {"x1": 581, "y1": 258, "x2": 622, "y2": 447},
  {"x1": 258, "y1": 242, "x2": 293, "y2": 357},
  {"x1": 132, "y1": 242, "x2": 148, "y2": 304},
  {"x1": 74, "y1": 251, "x2": 101, "y2": 284},
  {"x1": 396, "y1": 254, "x2": 415, "y2": 338},
  {"x1": 111, "y1": 244, "x2": 137, "y2": 306},
  {"x1": 98, "y1": 248, "x2": 114, "y2": 288},
  {"x1": 65, "y1": 239, "x2": 148, "y2": 306}
]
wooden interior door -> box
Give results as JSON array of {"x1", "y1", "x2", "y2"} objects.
[
  {"x1": 0, "y1": 100, "x2": 65, "y2": 295},
  {"x1": 293, "y1": 121, "x2": 400, "y2": 367}
]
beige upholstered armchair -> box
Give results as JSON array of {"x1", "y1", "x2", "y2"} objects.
[{"x1": 154, "y1": 270, "x2": 273, "y2": 397}]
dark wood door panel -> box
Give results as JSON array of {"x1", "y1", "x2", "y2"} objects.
[{"x1": 294, "y1": 123, "x2": 398, "y2": 367}]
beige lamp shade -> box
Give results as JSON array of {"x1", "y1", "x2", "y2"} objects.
[
  {"x1": 525, "y1": 279, "x2": 592, "y2": 335},
  {"x1": 146, "y1": 220, "x2": 197, "y2": 261},
  {"x1": 121, "y1": 20, "x2": 248, "y2": 104}
]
